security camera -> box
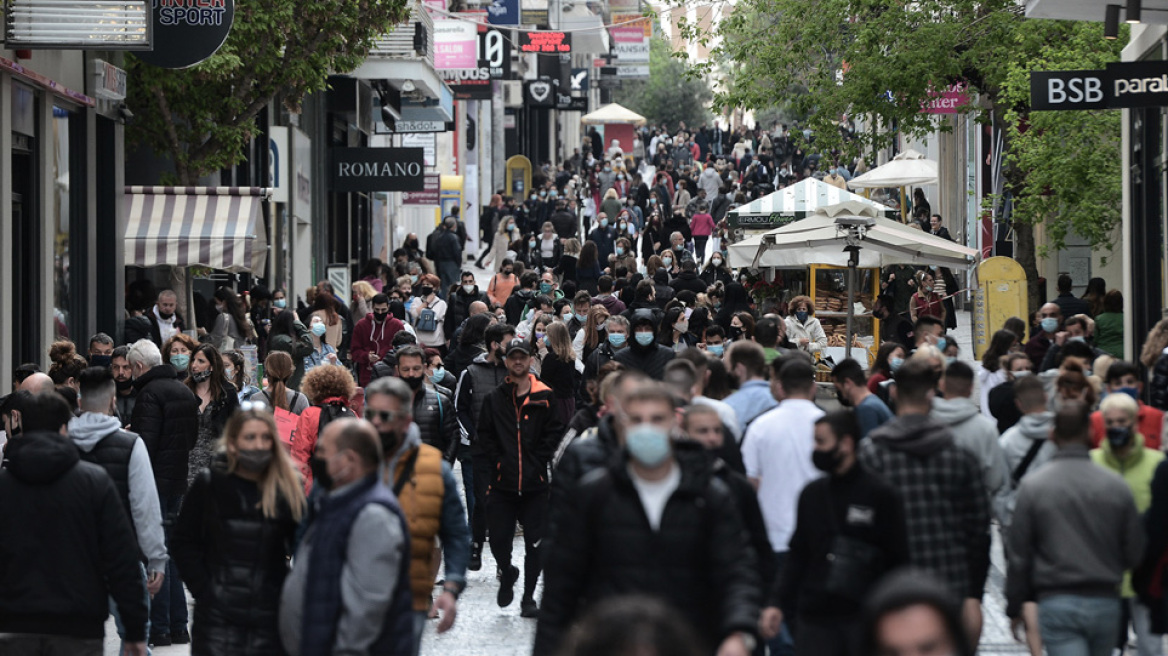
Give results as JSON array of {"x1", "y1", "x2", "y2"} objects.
[{"x1": 118, "y1": 103, "x2": 134, "y2": 124}]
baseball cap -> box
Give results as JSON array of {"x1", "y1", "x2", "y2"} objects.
[{"x1": 505, "y1": 339, "x2": 532, "y2": 357}]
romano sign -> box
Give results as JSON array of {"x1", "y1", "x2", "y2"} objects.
[
  {"x1": 331, "y1": 148, "x2": 425, "y2": 192},
  {"x1": 1031, "y1": 60, "x2": 1168, "y2": 111}
]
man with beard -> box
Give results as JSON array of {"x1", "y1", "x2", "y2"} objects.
[
  {"x1": 831, "y1": 358, "x2": 893, "y2": 439},
  {"x1": 351, "y1": 294, "x2": 405, "y2": 387},
  {"x1": 125, "y1": 290, "x2": 186, "y2": 348},
  {"x1": 394, "y1": 346, "x2": 458, "y2": 460},
  {"x1": 366, "y1": 376, "x2": 469, "y2": 655},
  {"x1": 111, "y1": 345, "x2": 138, "y2": 425}
]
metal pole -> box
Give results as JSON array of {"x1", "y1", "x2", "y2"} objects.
[{"x1": 846, "y1": 259, "x2": 855, "y2": 360}]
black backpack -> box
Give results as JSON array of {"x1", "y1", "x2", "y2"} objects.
[{"x1": 316, "y1": 400, "x2": 356, "y2": 438}]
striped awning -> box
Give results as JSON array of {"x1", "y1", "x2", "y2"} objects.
[
  {"x1": 728, "y1": 178, "x2": 896, "y2": 230},
  {"x1": 124, "y1": 186, "x2": 270, "y2": 273}
]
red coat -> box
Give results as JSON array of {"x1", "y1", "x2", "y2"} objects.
[
  {"x1": 1091, "y1": 402, "x2": 1164, "y2": 450},
  {"x1": 349, "y1": 314, "x2": 403, "y2": 386},
  {"x1": 291, "y1": 396, "x2": 352, "y2": 493}
]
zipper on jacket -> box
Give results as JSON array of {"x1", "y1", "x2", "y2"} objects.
[{"x1": 514, "y1": 384, "x2": 524, "y2": 496}]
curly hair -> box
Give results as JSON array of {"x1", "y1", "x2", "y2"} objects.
[
  {"x1": 789, "y1": 295, "x2": 815, "y2": 316},
  {"x1": 48, "y1": 340, "x2": 88, "y2": 385},
  {"x1": 161, "y1": 333, "x2": 199, "y2": 361},
  {"x1": 300, "y1": 364, "x2": 355, "y2": 405}
]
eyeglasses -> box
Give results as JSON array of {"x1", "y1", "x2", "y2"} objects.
[
  {"x1": 365, "y1": 409, "x2": 398, "y2": 423},
  {"x1": 240, "y1": 399, "x2": 269, "y2": 412}
]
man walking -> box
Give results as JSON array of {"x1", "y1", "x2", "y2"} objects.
[
  {"x1": 428, "y1": 218, "x2": 464, "y2": 299},
  {"x1": 831, "y1": 357, "x2": 893, "y2": 438},
  {"x1": 724, "y1": 341, "x2": 779, "y2": 430},
  {"x1": 477, "y1": 339, "x2": 565, "y2": 617},
  {"x1": 69, "y1": 367, "x2": 167, "y2": 651},
  {"x1": 366, "y1": 377, "x2": 470, "y2": 654},
  {"x1": 280, "y1": 419, "x2": 414, "y2": 655},
  {"x1": 1007, "y1": 402, "x2": 1144, "y2": 656},
  {"x1": 859, "y1": 358, "x2": 991, "y2": 650},
  {"x1": 128, "y1": 339, "x2": 199, "y2": 647},
  {"x1": 125, "y1": 289, "x2": 186, "y2": 347},
  {"x1": 0, "y1": 392, "x2": 149, "y2": 655}
]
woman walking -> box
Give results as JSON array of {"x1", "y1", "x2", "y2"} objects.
[{"x1": 185, "y1": 344, "x2": 240, "y2": 487}]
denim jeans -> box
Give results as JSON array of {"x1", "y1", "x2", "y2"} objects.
[
  {"x1": 1127, "y1": 598, "x2": 1164, "y2": 656},
  {"x1": 111, "y1": 562, "x2": 151, "y2": 655},
  {"x1": 150, "y1": 494, "x2": 188, "y2": 637},
  {"x1": 411, "y1": 610, "x2": 427, "y2": 656},
  {"x1": 1038, "y1": 595, "x2": 1122, "y2": 656}
]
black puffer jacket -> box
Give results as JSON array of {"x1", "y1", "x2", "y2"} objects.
[
  {"x1": 0, "y1": 432, "x2": 148, "y2": 642},
  {"x1": 613, "y1": 339, "x2": 675, "y2": 381},
  {"x1": 445, "y1": 287, "x2": 488, "y2": 337},
  {"x1": 413, "y1": 384, "x2": 458, "y2": 460},
  {"x1": 1151, "y1": 351, "x2": 1168, "y2": 413},
  {"x1": 131, "y1": 364, "x2": 199, "y2": 496},
  {"x1": 172, "y1": 466, "x2": 299, "y2": 656},
  {"x1": 477, "y1": 374, "x2": 564, "y2": 494},
  {"x1": 535, "y1": 448, "x2": 760, "y2": 654}
]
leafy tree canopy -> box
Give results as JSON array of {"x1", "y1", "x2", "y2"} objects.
[
  {"x1": 127, "y1": 0, "x2": 411, "y2": 184},
  {"x1": 612, "y1": 36, "x2": 713, "y2": 129}
]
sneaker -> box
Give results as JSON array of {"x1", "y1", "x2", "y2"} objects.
[
  {"x1": 149, "y1": 633, "x2": 172, "y2": 647},
  {"x1": 520, "y1": 597, "x2": 539, "y2": 618},
  {"x1": 172, "y1": 628, "x2": 191, "y2": 644},
  {"x1": 468, "y1": 543, "x2": 482, "y2": 572},
  {"x1": 497, "y1": 564, "x2": 520, "y2": 608}
]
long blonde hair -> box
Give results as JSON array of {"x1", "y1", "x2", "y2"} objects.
[
  {"x1": 220, "y1": 409, "x2": 307, "y2": 522},
  {"x1": 1142, "y1": 317, "x2": 1168, "y2": 368},
  {"x1": 547, "y1": 321, "x2": 576, "y2": 362}
]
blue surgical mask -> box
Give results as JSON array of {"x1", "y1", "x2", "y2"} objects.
[
  {"x1": 708, "y1": 344, "x2": 724, "y2": 356},
  {"x1": 529, "y1": 240, "x2": 538, "y2": 249},
  {"x1": 575, "y1": 312, "x2": 588, "y2": 323},
  {"x1": 608, "y1": 333, "x2": 627, "y2": 347},
  {"x1": 170, "y1": 354, "x2": 190, "y2": 371},
  {"x1": 626, "y1": 424, "x2": 671, "y2": 468},
  {"x1": 936, "y1": 337, "x2": 948, "y2": 352},
  {"x1": 540, "y1": 190, "x2": 547, "y2": 197},
  {"x1": 1040, "y1": 318, "x2": 1059, "y2": 333},
  {"x1": 601, "y1": 219, "x2": 609, "y2": 228},
  {"x1": 890, "y1": 357, "x2": 905, "y2": 372},
  {"x1": 616, "y1": 247, "x2": 625, "y2": 256},
  {"x1": 410, "y1": 274, "x2": 419, "y2": 284},
  {"x1": 273, "y1": 299, "x2": 287, "y2": 309},
  {"x1": 945, "y1": 356, "x2": 957, "y2": 366},
  {"x1": 662, "y1": 257, "x2": 673, "y2": 267},
  {"x1": 312, "y1": 323, "x2": 327, "y2": 337},
  {"x1": 430, "y1": 367, "x2": 445, "y2": 384},
  {"x1": 795, "y1": 311, "x2": 808, "y2": 323},
  {"x1": 1116, "y1": 386, "x2": 1141, "y2": 402},
  {"x1": 635, "y1": 332, "x2": 654, "y2": 346}
]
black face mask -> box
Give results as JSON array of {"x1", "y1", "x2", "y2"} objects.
[
  {"x1": 373, "y1": 311, "x2": 389, "y2": 323},
  {"x1": 402, "y1": 375, "x2": 425, "y2": 390},
  {"x1": 420, "y1": 286, "x2": 434, "y2": 297},
  {"x1": 115, "y1": 378, "x2": 135, "y2": 393},
  {"x1": 728, "y1": 326, "x2": 743, "y2": 340},
  {"x1": 379, "y1": 430, "x2": 401, "y2": 457},
  {"x1": 158, "y1": 311, "x2": 174, "y2": 321},
  {"x1": 495, "y1": 348, "x2": 507, "y2": 361},
  {"x1": 310, "y1": 457, "x2": 334, "y2": 491},
  {"x1": 811, "y1": 446, "x2": 842, "y2": 474},
  {"x1": 89, "y1": 354, "x2": 112, "y2": 368}
]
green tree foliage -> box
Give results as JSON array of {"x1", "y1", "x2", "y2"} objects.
[
  {"x1": 127, "y1": 0, "x2": 410, "y2": 184},
  {"x1": 687, "y1": 0, "x2": 1124, "y2": 307},
  {"x1": 612, "y1": 36, "x2": 713, "y2": 128}
]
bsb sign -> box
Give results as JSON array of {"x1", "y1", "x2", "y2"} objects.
[
  {"x1": 331, "y1": 148, "x2": 425, "y2": 192},
  {"x1": 1031, "y1": 61, "x2": 1168, "y2": 111}
]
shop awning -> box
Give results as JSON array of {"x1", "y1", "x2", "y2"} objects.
[
  {"x1": 124, "y1": 186, "x2": 270, "y2": 273},
  {"x1": 728, "y1": 177, "x2": 896, "y2": 229}
]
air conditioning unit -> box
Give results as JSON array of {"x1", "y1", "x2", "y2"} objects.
[{"x1": 502, "y1": 81, "x2": 523, "y2": 108}]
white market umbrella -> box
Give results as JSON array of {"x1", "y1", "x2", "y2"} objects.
[
  {"x1": 728, "y1": 177, "x2": 897, "y2": 229},
  {"x1": 849, "y1": 149, "x2": 939, "y2": 188},
  {"x1": 580, "y1": 103, "x2": 647, "y2": 126}
]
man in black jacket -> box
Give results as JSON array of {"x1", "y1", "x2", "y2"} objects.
[
  {"x1": 395, "y1": 346, "x2": 458, "y2": 459},
  {"x1": 127, "y1": 338, "x2": 199, "y2": 646},
  {"x1": 535, "y1": 383, "x2": 760, "y2": 656},
  {"x1": 124, "y1": 289, "x2": 186, "y2": 348},
  {"x1": 0, "y1": 393, "x2": 149, "y2": 655},
  {"x1": 445, "y1": 271, "x2": 488, "y2": 340},
  {"x1": 670, "y1": 260, "x2": 709, "y2": 295},
  {"x1": 762, "y1": 409, "x2": 909, "y2": 656},
  {"x1": 478, "y1": 339, "x2": 564, "y2": 618},
  {"x1": 613, "y1": 309, "x2": 675, "y2": 380}
]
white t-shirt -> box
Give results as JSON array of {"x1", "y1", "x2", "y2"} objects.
[
  {"x1": 742, "y1": 398, "x2": 825, "y2": 551},
  {"x1": 541, "y1": 236, "x2": 557, "y2": 259},
  {"x1": 629, "y1": 462, "x2": 681, "y2": 531}
]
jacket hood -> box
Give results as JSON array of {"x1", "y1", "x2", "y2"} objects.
[
  {"x1": 869, "y1": 414, "x2": 954, "y2": 456},
  {"x1": 930, "y1": 397, "x2": 980, "y2": 426},
  {"x1": 67, "y1": 413, "x2": 124, "y2": 452},
  {"x1": 5, "y1": 431, "x2": 81, "y2": 484},
  {"x1": 1016, "y1": 412, "x2": 1054, "y2": 440}
]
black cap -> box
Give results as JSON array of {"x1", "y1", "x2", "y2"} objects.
[
  {"x1": 0, "y1": 390, "x2": 29, "y2": 416},
  {"x1": 505, "y1": 339, "x2": 532, "y2": 357}
]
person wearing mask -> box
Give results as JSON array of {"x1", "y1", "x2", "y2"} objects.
[
  {"x1": 454, "y1": 323, "x2": 517, "y2": 571},
  {"x1": 908, "y1": 270, "x2": 947, "y2": 324},
  {"x1": 162, "y1": 333, "x2": 199, "y2": 381},
  {"x1": 535, "y1": 383, "x2": 760, "y2": 656},
  {"x1": 1039, "y1": 313, "x2": 1103, "y2": 373},
  {"x1": 365, "y1": 377, "x2": 470, "y2": 653},
  {"x1": 874, "y1": 294, "x2": 914, "y2": 350},
  {"x1": 409, "y1": 276, "x2": 448, "y2": 355},
  {"x1": 831, "y1": 358, "x2": 893, "y2": 439},
  {"x1": 446, "y1": 271, "x2": 488, "y2": 339},
  {"x1": 87, "y1": 332, "x2": 115, "y2": 368},
  {"x1": 978, "y1": 329, "x2": 1017, "y2": 416},
  {"x1": 477, "y1": 339, "x2": 565, "y2": 617},
  {"x1": 700, "y1": 252, "x2": 733, "y2": 287},
  {"x1": 987, "y1": 354, "x2": 1035, "y2": 434},
  {"x1": 1007, "y1": 402, "x2": 1145, "y2": 656},
  {"x1": 125, "y1": 289, "x2": 186, "y2": 348},
  {"x1": 290, "y1": 365, "x2": 358, "y2": 492},
  {"x1": 784, "y1": 296, "x2": 828, "y2": 355},
  {"x1": 1025, "y1": 303, "x2": 1063, "y2": 370},
  {"x1": 350, "y1": 294, "x2": 404, "y2": 387},
  {"x1": 613, "y1": 309, "x2": 675, "y2": 381},
  {"x1": 762, "y1": 409, "x2": 909, "y2": 655},
  {"x1": 259, "y1": 351, "x2": 310, "y2": 414},
  {"x1": 127, "y1": 339, "x2": 199, "y2": 646},
  {"x1": 394, "y1": 346, "x2": 458, "y2": 459},
  {"x1": 266, "y1": 310, "x2": 314, "y2": 390},
  {"x1": 1090, "y1": 393, "x2": 1165, "y2": 655},
  {"x1": 424, "y1": 348, "x2": 457, "y2": 396},
  {"x1": 868, "y1": 342, "x2": 906, "y2": 396},
  {"x1": 172, "y1": 409, "x2": 306, "y2": 654},
  {"x1": 279, "y1": 419, "x2": 414, "y2": 655},
  {"x1": 723, "y1": 341, "x2": 779, "y2": 431},
  {"x1": 996, "y1": 375, "x2": 1055, "y2": 532},
  {"x1": 210, "y1": 287, "x2": 256, "y2": 352},
  {"x1": 0, "y1": 392, "x2": 150, "y2": 656},
  {"x1": 111, "y1": 345, "x2": 139, "y2": 424},
  {"x1": 69, "y1": 367, "x2": 168, "y2": 654},
  {"x1": 1089, "y1": 360, "x2": 1165, "y2": 450},
  {"x1": 303, "y1": 316, "x2": 341, "y2": 375},
  {"x1": 185, "y1": 344, "x2": 241, "y2": 489},
  {"x1": 859, "y1": 359, "x2": 991, "y2": 652},
  {"x1": 583, "y1": 314, "x2": 629, "y2": 382}
]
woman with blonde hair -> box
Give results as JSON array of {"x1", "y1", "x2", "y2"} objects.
[
  {"x1": 1144, "y1": 317, "x2": 1168, "y2": 411},
  {"x1": 351, "y1": 280, "x2": 377, "y2": 326},
  {"x1": 601, "y1": 187, "x2": 623, "y2": 225},
  {"x1": 492, "y1": 214, "x2": 518, "y2": 271},
  {"x1": 258, "y1": 351, "x2": 309, "y2": 414},
  {"x1": 541, "y1": 321, "x2": 579, "y2": 425},
  {"x1": 171, "y1": 408, "x2": 306, "y2": 654},
  {"x1": 291, "y1": 364, "x2": 356, "y2": 492},
  {"x1": 555, "y1": 238, "x2": 580, "y2": 284}
]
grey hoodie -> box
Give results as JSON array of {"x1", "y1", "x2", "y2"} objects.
[
  {"x1": 68, "y1": 412, "x2": 168, "y2": 573},
  {"x1": 931, "y1": 397, "x2": 1010, "y2": 515},
  {"x1": 996, "y1": 412, "x2": 1056, "y2": 530}
]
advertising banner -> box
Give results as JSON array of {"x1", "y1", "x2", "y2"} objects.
[
  {"x1": 434, "y1": 19, "x2": 478, "y2": 69},
  {"x1": 518, "y1": 31, "x2": 571, "y2": 53}
]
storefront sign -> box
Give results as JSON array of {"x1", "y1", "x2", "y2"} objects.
[
  {"x1": 394, "y1": 120, "x2": 447, "y2": 133},
  {"x1": 921, "y1": 83, "x2": 969, "y2": 114},
  {"x1": 439, "y1": 65, "x2": 494, "y2": 100},
  {"x1": 136, "y1": 0, "x2": 234, "y2": 69},
  {"x1": 487, "y1": 0, "x2": 520, "y2": 25},
  {"x1": 616, "y1": 65, "x2": 649, "y2": 78},
  {"x1": 1031, "y1": 61, "x2": 1168, "y2": 111},
  {"x1": 403, "y1": 174, "x2": 441, "y2": 205},
  {"x1": 434, "y1": 19, "x2": 478, "y2": 69},
  {"x1": 269, "y1": 126, "x2": 290, "y2": 204},
  {"x1": 611, "y1": 13, "x2": 652, "y2": 37},
  {"x1": 570, "y1": 68, "x2": 589, "y2": 91},
  {"x1": 525, "y1": 79, "x2": 555, "y2": 107},
  {"x1": 482, "y1": 29, "x2": 512, "y2": 79},
  {"x1": 401, "y1": 133, "x2": 438, "y2": 167},
  {"x1": 330, "y1": 148, "x2": 425, "y2": 192},
  {"x1": 518, "y1": 31, "x2": 571, "y2": 53},
  {"x1": 93, "y1": 59, "x2": 128, "y2": 101}
]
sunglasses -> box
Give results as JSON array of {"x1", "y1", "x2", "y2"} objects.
[{"x1": 365, "y1": 409, "x2": 399, "y2": 423}]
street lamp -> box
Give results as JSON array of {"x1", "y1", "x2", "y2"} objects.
[{"x1": 836, "y1": 215, "x2": 874, "y2": 360}]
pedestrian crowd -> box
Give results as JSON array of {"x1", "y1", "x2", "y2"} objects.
[{"x1": 3, "y1": 167, "x2": 1168, "y2": 656}]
